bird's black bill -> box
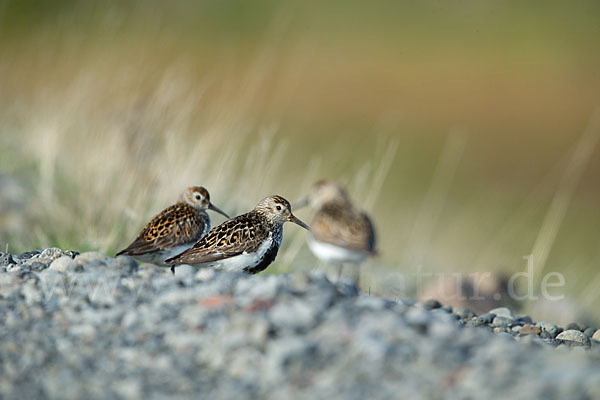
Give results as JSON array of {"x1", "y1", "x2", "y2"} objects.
[
  {"x1": 288, "y1": 214, "x2": 310, "y2": 230},
  {"x1": 209, "y1": 203, "x2": 230, "y2": 218},
  {"x1": 292, "y1": 197, "x2": 309, "y2": 210}
]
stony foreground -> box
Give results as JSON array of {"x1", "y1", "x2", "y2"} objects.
[{"x1": 1, "y1": 248, "x2": 600, "y2": 400}]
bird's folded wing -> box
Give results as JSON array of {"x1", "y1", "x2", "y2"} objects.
[
  {"x1": 312, "y1": 208, "x2": 376, "y2": 253},
  {"x1": 117, "y1": 204, "x2": 202, "y2": 255},
  {"x1": 166, "y1": 216, "x2": 264, "y2": 264}
]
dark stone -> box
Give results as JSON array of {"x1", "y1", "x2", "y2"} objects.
[
  {"x1": 540, "y1": 331, "x2": 554, "y2": 340},
  {"x1": 540, "y1": 339, "x2": 560, "y2": 348},
  {"x1": 422, "y1": 299, "x2": 442, "y2": 310},
  {"x1": 477, "y1": 313, "x2": 496, "y2": 324},
  {"x1": 17, "y1": 250, "x2": 42, "y2": 259},
  {"x1": 537, "y1": 322, "x2": 562, "y2": 338},
  {"x1": 466, "y1": 317, "x2": 485, "y2": 327},
  {"x1": 516, "y1": 315, "x2": 534, "y2": 325},
  {"x1": 0, "y1": 252, "x2": 16, "y2": 266},
  {"x1": 566, "y1": 322, "x2": 586, "y2": 332},
  {"x1": 64, "y1": 250, "x2": 80, "y2": 259},
  {"x1": 584, "y1": 328, "x2": 596, "y2": 338},
  {"x1": 29, "y1": 262, "x2": 49, "y2": 272},
  {"x1": 454, "y1": 308, "x2": 475, "y2": 320}
]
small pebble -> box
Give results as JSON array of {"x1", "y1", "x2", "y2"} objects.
[
  {"x1": 422, "y1": 299, "x2": 442, "y2": 310},
  {"x1": 566, "y1": 322, "x2": 586, "y2": 332},
  {"x1": 0, "y1": 252, "x2": 16, "y2": 266},
  {"x1": 516, "y1": 315, "x2": 534, "y2": 325},
  {"x1": 537, "y1": 322, "x2": 562, "y2": 338},
  {"x1": 399, "y1": 298, "x2": 416, "y2": 306},
  {"x1": 519, "y1": 324, "x2": 541, "y2": 336},
  {"x1": 454, "y1": 308, "x2": 475, "y2": 320},
  {"x1": 477, "y1": 312, "x2": 496, "y2": 324},
  {"x1": 466, "y1": 317, "x2": 485, "y2": 327},
  {"x1": 488, "y1": 307, "x2": 515, "y2": 321},
  {"x1": 540, "y1": 331, "x2": 555, "y2": 340},
  {"x1": 18, "y1": 250, "x2": 42, "y2": 259},
  {"x1": 492, "y1": 316, "x2": 513, "y2": 328}
]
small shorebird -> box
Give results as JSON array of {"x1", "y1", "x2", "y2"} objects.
[
  {"x1": 116, "y1": 186, "x2": 229, "y2": 273},
  {"x1": 166, "y1": 195, "x2": 309, "y2": 273},
  {"x1": 294, "y1": 180, "x2": 376, "y2": 282}
]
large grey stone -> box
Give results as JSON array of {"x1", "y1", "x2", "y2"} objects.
[
  {"x1": 49, "y1": 256, "x2": 78, "y2": 272},
  {"x1": 556, "y1": 330, "x2": 590, "y2": 346}
]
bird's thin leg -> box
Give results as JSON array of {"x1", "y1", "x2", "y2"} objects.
[
  {"x1": 354, "y1": 265, "x2": 361, "y2": 288},
  {"x1": 336, "y1": 263, "x2": 344, "y2": 281},
  {"x1": 171, "y1": 266, "x2": 175, "y2": 275}
]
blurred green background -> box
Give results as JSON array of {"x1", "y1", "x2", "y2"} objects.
[{"x1": 0, "y1": 0, "x2": 599, "y2": 323}]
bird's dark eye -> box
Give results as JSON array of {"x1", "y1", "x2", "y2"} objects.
[
  {"x1": 276, "y1": 205, "x2": 282, "y2": 211},
  {"x1": 195, "y1": 195, "x2": 201, "y2": 200}
]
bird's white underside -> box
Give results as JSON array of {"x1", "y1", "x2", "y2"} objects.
[
  {"x1": 307, "y1": 236, "x2": 367, "y2": 264},
  {"x1": 185, "y1": 232, "x2": 275, "y2": 271},
  {"x1": 130, "y1": 244, "x2": 194, "y2": 266}
]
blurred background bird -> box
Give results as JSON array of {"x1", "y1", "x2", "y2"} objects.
[{"x1": 295, "y1": 180, "x2": 376, "y2": 283}]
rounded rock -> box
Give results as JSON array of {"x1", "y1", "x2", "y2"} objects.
[
  {"x1": 516, "y1": 315, "x2": 534, "y2": 325},
  {"x1": 0, "y1": 252, "x2": 16, "y2": 266},
  {"x1": 49, "y1": 256, "x2": 78, "y2": 273},
  {"x1": 488, "y1": 307, "x2": 515, "y2": 320},
  {"x1": 36, "y1": 248, "x2": 68, "y2": 262},
  {"x1": 477, "y1": 312, "x2": 496, "y2": 325},
  {"x1": 519, "y1": 324, "x2": 542, "y2": 336},
  {"x1": 405, "y1": 307, "x2": 431, "y2": 332},
  {"x1": 113, "y1": 255, "x2": 139, "y2": 274},
  {"x1": 492, "y1": 316, "x2": 514, "y2": 327},
  {"x1": 466, "y1": 317, "x2": 486, "y2": 327},
  {"x1": 566, "y1": 322, "x2": 586, "y2": 332},
  {"x1": 422, "y1": 299, "x2": 442, "y2": 310},
  {"x1": 511, "y1": 325, "x2": 522, "y2": 334},
  {"x1": 556, "y1": 330, "x2": 590, "y2": 346},
  {"x1": 454, "y1": 308, "x2": 475, "y2": 320},
  {"x1": 537, "y1": 321, "x2": 562, "y2": 338},
  {"x1": 75, "y1": 252, "x2": 112, "y2": 267},
  {"x1": 584, "y1": 327, "x2": 596, "y2": 338}
]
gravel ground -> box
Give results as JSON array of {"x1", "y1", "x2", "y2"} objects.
[{"x1": 1, "y1": 248, "x2": 600, "y2": 400}]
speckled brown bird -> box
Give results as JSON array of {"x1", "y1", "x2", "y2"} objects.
[
  {"x1": 116, "y1": 186, "x2": 229, "y2": 273},
  {"x1": 166, "y1": 195, "x2": 309, "y2": 274},
  {"x1": 294, "y1": 180, "x2": 376, "y2": 280}
]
